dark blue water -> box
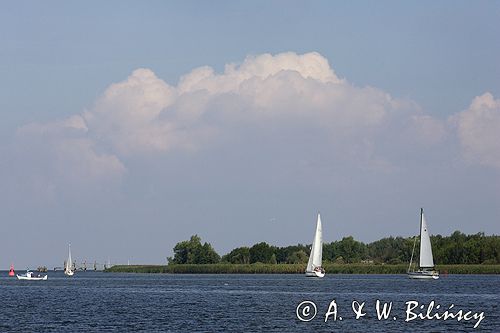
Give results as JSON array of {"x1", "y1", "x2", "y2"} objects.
[{"x1": 0, "y1": 272, "x2": 498, "y2": 332}]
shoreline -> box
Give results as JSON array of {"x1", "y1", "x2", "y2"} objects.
[{"x1": 105, "y1": 264, "x2": 500, "y2": 274}]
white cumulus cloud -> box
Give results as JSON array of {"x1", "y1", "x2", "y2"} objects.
[
  {"x1": 13, "y1": 51, "x2": 457, "y2": 195},
  {"x1": 16, "y1": 113, "x2": 125, "y2": 193},
  {"x1": 178, "y1": 51, "x2": 341, "y2": 95},
  {"x1": 84, "y1": 68, "x2": 177, "y2": 155},
  {"x1": 78, "y1": 51, "x2": 407, "y2": 163},
  {"x1": 454, "y1": 92, "x2": 500, "y2": 169}
]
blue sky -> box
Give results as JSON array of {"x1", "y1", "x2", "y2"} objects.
[{"x1": 1, "y1": 2, "x2": 499, "y2": 268}]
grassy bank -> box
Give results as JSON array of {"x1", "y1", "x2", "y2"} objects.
[{"x1": 106, "y1": 263, "x2": 500, "y2": 274}]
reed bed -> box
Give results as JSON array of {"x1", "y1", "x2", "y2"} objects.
[{"x1": 106, "y1": 263, "x2": 500, "y2": 274}]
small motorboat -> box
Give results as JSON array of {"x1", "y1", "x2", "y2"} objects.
[{"x1": 16, "y1": 270, "x2": 48, "y2": 281}]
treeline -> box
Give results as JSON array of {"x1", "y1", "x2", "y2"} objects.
[{"x1": 167, "y1": 231, "x2": 500, "y2": 266}]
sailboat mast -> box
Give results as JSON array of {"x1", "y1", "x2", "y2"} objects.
[
  {"x1": 419, "y1": 208, "x2": 423, "y2": 238},
  {"x1": 408, "y1": 234, "x2": 417, "y2": 273},
  {"x1": 418, "y1": 208, "x2": 423, "y2": 269},
  {"x1": 408, "y1": 209, "x2": 421, "y2": 273}
]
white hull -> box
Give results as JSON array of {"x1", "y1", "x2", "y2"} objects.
[
  {"x1": 408, "y1": 271, "x2": 439, "y2": 280},
  {"x1": 64, "y1": 270, "x2": 74, "y2": 277},
  {"x1": 305, "y1": 270, "x2": 325, "y2": 278},
  {"x1": 17, "y1": 274, "x2": 47, "y2": 281}
]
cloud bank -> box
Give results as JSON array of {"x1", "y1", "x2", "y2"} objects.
[{"x1": 9, "y1": 51, "x2": 500, "y2": 200}]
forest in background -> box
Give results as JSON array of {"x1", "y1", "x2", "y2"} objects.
[{"x1": 167, "y1": 231, "x2": 500, "y2": 266}]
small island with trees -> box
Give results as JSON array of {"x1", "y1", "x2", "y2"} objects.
[{"x1": 107, "y1": 231, "x2": 500, "y2": 274}]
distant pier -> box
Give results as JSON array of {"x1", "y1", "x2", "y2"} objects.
[{"x1": 53, "y1": 260, "x2": 114, "y2": 271}]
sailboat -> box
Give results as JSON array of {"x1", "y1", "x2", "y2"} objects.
[
  {"x1": 305, "y1": 213, "x2": 325, "y2": 278},
  {"x1": 408, "y1": 208, "x2": 439, "y2": 279},
  {"x1": 64, "y1": 244, "x2": 75, "y2": 277}
]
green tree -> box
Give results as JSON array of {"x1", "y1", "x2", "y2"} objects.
[
  {"x1": 367, "y1": 236, "x2": 413, "y2": 263},
  {"x1": 269, "y1": 253, "x2": 277, "y2": 264},
  {"x1": 337, "y1": 236, "x2": 366, "y2": 263},
  {"x1": 275, "y1": 244, "x2": 309, "y2": 263},
  {"x1": 222, "y1": 247, "x2": 251, "y2": 264},
  {"x1": 323, "y1": 241, "x2": 339, "y2": 262},
  {"x1": 287, "y1": 250, "x2": 308, "y2": 264},
  {"x1": 249, "y1": 242, "x2": 275, "y2": 263},
  {"x1": 169, "y1": 235, "x2": 220, "y2": 264}
]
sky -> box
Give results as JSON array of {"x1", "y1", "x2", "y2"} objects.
[{"x1": 1, "y1": 1, "x2": 499, "y2": 268}]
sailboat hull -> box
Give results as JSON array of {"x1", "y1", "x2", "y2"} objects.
[
  {"x1": 407, "y1": 271, "x2": 439, "y2": 280},
  {"x1": 305, "y1": 270, "x2": 325, "y2": 278}
]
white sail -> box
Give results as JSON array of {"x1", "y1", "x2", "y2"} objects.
[
  {"x1": 67, "y1": 245, "x2": 72, "y2": 270},
  {"x1": 65, "y1": 244, "x2": 74, "y2": 275},
  {"x1": 408, "y1": 208, "x2": 439, "y2": 279},
  {"x1": 306, "y1": 213, "x2": 323, "y2": 271},
  {"x1": 419, "y1": 211, "x2": 434, "y2": 268}
]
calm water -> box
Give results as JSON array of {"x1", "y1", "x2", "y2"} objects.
[{"x1": 0, "y1": 272, "x2": 498, "y2": 332}]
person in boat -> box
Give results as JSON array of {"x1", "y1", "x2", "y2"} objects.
[{"x1": 314, "y1": 266, "x2": 325, "y2": 273}]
